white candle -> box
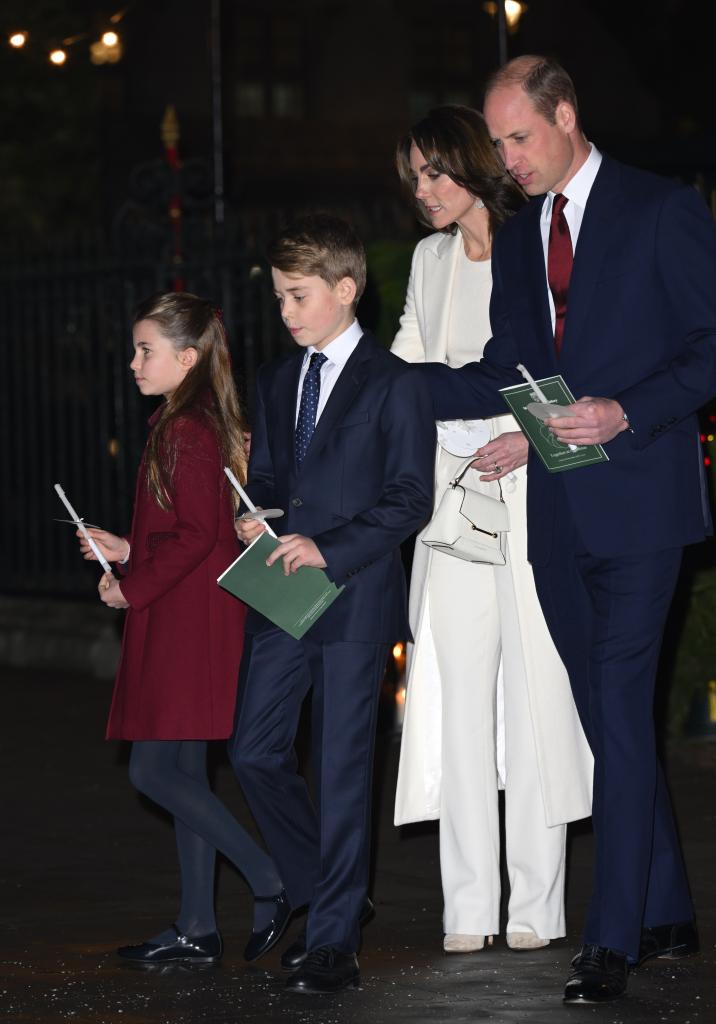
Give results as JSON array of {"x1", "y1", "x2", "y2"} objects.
[
  {"x1": 516, "y1": 364, "x2": 578, "y2": 452},
  {"x1": 516, "y1": 363, "x2": 549, "y2": 403},
  {"x1": 224, "y1": 467, "x2": 277, "y2": 539},
  {"x1": 54, "y1": 483, "x2": 112, "y2": 573}
]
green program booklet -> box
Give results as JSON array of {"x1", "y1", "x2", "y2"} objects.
[
  {"x1": 217, "y1": 532, "x2": 344, "y2": 639},
  {"x1": 500, "y1": 374, "x2": 609, "y2": 473}
]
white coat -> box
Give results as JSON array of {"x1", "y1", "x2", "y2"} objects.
[{"x1": 392, "y1": 229, "x2": 593, "y2": 830}]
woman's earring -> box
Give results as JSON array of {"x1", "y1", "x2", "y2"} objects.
[{"x1": 474, "y1": 199, "x2": 485, "y2": 209}]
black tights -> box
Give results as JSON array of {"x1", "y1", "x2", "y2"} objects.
[{"x1": 129, "y1": 740, "x2": 282, "y2": 937}]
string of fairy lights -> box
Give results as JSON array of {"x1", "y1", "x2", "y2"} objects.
[
  {"x1": 5, "y1": 2, "x2": 527, "y2": 68},
  {"x1": 5, "y1": 6, "x2": 130, "y2": 67}
]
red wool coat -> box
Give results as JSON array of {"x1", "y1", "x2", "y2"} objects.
[{"x1": 106, "y1": 408, "x2": 246, "y2": 740}]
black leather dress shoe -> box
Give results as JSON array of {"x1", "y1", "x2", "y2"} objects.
[
  {"x1": 638, "y1": 920, "x2": 699, "y2": 964},
  {"x1": 563, "y1": 944, "x2": 629, "y2": 1004},
  {"x1": 243, "y1": 889, "x2": 292, "y2": 962},
  {"x1": 281, "y1": 897, "x2": 374, "y2": 971},
  {"x1": 117, "y1": 926, "x2": 223, "y2": 965},
  {"x1": 285, "y1": 946, "x2": 360, "y2": 993}
]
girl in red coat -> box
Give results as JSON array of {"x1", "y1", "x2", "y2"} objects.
[{"x1": 79, "y1": 292, "x2": 290, "y2": 965}]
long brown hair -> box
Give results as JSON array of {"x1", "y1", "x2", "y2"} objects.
[
  {"x1": 396, "y1": 104, "x2": 525, "y2": 236},
  {"x1": 134, "y1": 292, "x2": 248, "y2": 511}
]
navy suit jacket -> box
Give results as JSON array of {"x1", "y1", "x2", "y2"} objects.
[
  {"x1": 244, "y1": 331, "x2": 435, "y2": 642},
  {"x1": 422, "y1": 155, "x2": 716, "y2": 564}
]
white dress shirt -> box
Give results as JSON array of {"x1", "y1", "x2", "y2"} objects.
[
  {"x1": 540, "y1": 144, "x2": 603, "y2": 329},
  {"x1": 294, "y1": 319, "x2": 363, "y2": 424}
]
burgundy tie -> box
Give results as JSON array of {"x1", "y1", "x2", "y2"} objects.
[{"x1": 547, "y1": 194, "x2": 573, "y2": 356}]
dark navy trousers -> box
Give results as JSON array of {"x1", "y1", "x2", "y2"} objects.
[
  {"x1": 229, "y1": 627, "x2": 389, "y2": 955},
  {"x1": 532, "y1": 485, "x2": 693, "y2": 961}
]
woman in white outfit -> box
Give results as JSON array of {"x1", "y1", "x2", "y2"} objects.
[{"x1": 391, "y1": 106, "x2": 593, "y2": 953}]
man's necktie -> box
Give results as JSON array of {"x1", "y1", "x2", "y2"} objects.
[
  {"x1": 547, "y1": 193, "x2": 573, "y2": 356},
  {"x1": 295, "y1": 351, "x2": 328, "y2": 467}
]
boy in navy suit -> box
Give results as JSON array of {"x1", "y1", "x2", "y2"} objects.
[{"x1": 230, "y1": 214, "x2": 434, "y2": 993}]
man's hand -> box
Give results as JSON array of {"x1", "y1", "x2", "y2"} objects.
[
  {"x1": 266, "y1": 534, "x2": 327, "y2": 576},
  {"x1": 235, "y1": 513, "x2": 267, "y2": 545},
  {"x1": 98, "y1": 572, "x2": 129, "y2": 609},
  {"x1": 472, "y1": 430, "x2": 529, "y2": 481},
  {"x1": 546, "y1": 397, "x2": 629, "y2": 446}
]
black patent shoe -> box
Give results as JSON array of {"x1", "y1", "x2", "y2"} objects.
[
  {"x1": 243, "y1": 889, "x2": 292, "y2": 962},
  {"x1": 117, "y1": 925, "x2": 223, "y2": 965},
  {"x1": 285, "y1": 946, "x2": 360, "y2": 994},
  {"x1": 281, "y1": 897, "x2": 375, "y2": 971},
  {"x1": 563, "y1": 944, "x2": 629, "y2": 1004},
  {"x1": 638, "y1": 919, "x2": 699, "y2": 964}
]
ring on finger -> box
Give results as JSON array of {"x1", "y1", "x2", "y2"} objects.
[{"x1": 493, "y1": 462, "x2": 502, "y2": 473}]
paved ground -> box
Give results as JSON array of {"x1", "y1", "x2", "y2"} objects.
[{"x1": 1, "y1": 666, "x2": 714, "y2": 1024}]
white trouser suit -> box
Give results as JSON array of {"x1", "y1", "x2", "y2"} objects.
[
  {"x1": 392, "y1": 230, "x2": 592, "y2": 939},
  {"x1": 429, "y1": 452, "x2": 562, "y2": 936}
]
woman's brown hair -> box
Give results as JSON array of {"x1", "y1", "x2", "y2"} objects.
[
  {"x1": 396, "y1": 104, "x2": 525, "y2": 236},
  {"x1": 134, "y1": 291, "x2": 248, "y2": 511}
]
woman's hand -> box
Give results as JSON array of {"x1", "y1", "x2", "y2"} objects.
[
  {"x1": 77, "y1": 527, "x2": 130, "y2": 564},
  {"x1": 98, "y1": 572, "x2": 129, "y2": 609},
  {"x1": 472, "y1": 430, "x2": 529, "y2": 482}
]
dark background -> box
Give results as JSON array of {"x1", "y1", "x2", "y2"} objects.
[{"x1": 1, "y1": 0, "x2": 714, "y2": 238}]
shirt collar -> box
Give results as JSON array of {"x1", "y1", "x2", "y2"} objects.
[
  {"x1": 306, "y1": 319, "x2": 363, "y2": 368},
  {"x1": 550, "y1": 143, "x2": 602, "y2": 212}
]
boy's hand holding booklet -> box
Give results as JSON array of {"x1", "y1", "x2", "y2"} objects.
[
  {"x1": 220, "y1": 466, "x2": 343, "y2": 639},
  {"x1": 500, "y1": 367, "x2": 609, "y2": 473},
  {"x1": 217, "y1": 532, "x2": 344, "y2": 640}
]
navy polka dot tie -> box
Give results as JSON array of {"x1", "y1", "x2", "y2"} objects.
[{"x1": 295, "y1": 351, "x2": 328, "y2": 467}]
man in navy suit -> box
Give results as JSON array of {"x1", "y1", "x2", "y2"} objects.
[
  {"x1": 417, "y1": 55, "x2": 714, "y2": 1003},
  {"x1": 230, "y1": 214, "x2": 435, "y2": 993}
]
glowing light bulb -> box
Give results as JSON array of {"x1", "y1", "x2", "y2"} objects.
[
  {"x1": 392, "y1": 642, "x2": 404, "y2": 660},
  {"x1": 50, "y1": 48, "x2": 67, "y2": 65},
  {"x1": 505, "y1": 1, "x2": 524, "y2": 28},
  {"x1": 102, "y1": 31, "x2": 119, "y2": 46},
  {"x1": 9, "y1": 31, "x2": 28, "y2": 48}
]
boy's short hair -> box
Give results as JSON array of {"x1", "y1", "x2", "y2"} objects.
[{"x1": 267, "y1": 213, "x2": 367, "y2": 306}]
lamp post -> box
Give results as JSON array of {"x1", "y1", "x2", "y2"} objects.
[
  {"x1": 484, "y1": 2, "x2": 527, "y2": 65},
  {"x1": 210, "y1": 0, "x2": 225, "y2": 232},
  {"x1": 497, "y1": 1, "x2": 508, "y2": 66}
]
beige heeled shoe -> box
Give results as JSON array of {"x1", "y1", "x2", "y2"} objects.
[
  {"x1": 506, "y1": 930, "x2": 550, "y2": 950},
  {"x1": 443, "y1": 933, "x2": 494, "y2": 953}
]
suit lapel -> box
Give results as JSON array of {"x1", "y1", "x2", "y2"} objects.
[
  {"x1": 522, "y1": 198, "x2": 556, "y2": 364},
  {"x1": 424, "y1": 233, "x2": 461, "y2": 361},
  {"x1": 296, "y1": 334, "x2": 374, "y2": 472},
  {"x1": 271, "y1": 353, "x2": 303, "y2": 478},
  {"x1": 561, "y1": 157, "x2": 623, "y2": 362}
]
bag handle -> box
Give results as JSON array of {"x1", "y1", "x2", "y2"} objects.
[{"x1": 450, "y1": 456, "x2": 504, "y2": 502}]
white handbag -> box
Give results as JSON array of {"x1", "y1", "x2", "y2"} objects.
[{"x1": 422, "y1": 457, "x2": 510, "y2": 564}]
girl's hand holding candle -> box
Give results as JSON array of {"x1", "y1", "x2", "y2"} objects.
[
  {"x1": 77, "y1": 527, "x2": 130, "y2": 565},
  {"x1": 98, "y1": 572, "x2": 129, "y2": 609}
]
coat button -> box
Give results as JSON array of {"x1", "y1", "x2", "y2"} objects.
[{"x1": 291, "y1": 497, "x2": 303, "y2": 508}]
